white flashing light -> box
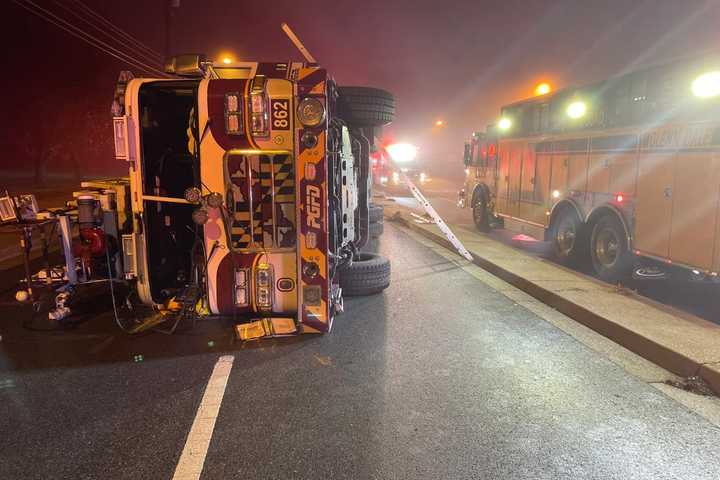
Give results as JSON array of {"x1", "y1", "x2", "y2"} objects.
[
  {"x1": 692, "y1": 71, "x2": 720, "y2": 98},
  {"x1": 386, "y1": 143, "x2": 418, "y2": 163},
  {"x1": 552, "y1": 189, "x2": 561, "y2": 199},
  {"x1": 566, "y1": 101, "x2": 587, "y2": 119},
  {"x1": 498, "y1": 117, "x2": 512, "y2": 131}
]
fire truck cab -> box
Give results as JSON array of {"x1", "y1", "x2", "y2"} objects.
[{"x1": 112, "y1": 55, "x2": 394, "y2": 337}]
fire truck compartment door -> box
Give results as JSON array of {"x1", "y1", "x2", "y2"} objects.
[
  {"x1": 634, "y1": 153, "x2": 675, "y2": 258},
  {"x1": 669, "y1": 152, "x2": 720, "y2": 270}
]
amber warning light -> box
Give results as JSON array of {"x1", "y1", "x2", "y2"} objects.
[{"x1": 535, "y1": 82, "x2": 551, "y2": 96}]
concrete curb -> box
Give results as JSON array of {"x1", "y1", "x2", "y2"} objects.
[{"x1": 387, "y1": 206, "x2": 720, "y2": 395}]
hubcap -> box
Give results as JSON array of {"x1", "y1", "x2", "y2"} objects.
[
  {"x1": 595, "y1": 227, "x2": 619, "y2": 267},
  {"x1": 556, "y1": 218, "x2": 576, "y2": 256}
]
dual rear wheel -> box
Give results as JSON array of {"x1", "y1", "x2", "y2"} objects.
[
  {"x1": 550, "y1": 208, "x2": 633, "y2": 282},
  {"x1": 339, "y1": 252, "x2": 391, "y2": 296},
  {"x1": 338, "y1": 203, "x2": 390, "y2": 297},
  {"x1": 369, "y1": 203, "x2": 384, "y2": 238}
]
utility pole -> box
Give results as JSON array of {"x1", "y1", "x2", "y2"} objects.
[{"x1": 165, "y1": 0, "x2": 180, "y2": 60}]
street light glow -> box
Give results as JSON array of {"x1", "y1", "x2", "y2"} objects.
[
  {"x1": 435, "y1": 119, "x2": 444, "y2": 126},
  {"x1": 222, "y1": 57, "x2": 232, "y2": 64},
  {"x1": 386, "y1": 143, "x2": 418, "y2": 163},
  {"x1": 692, "y1": 71, "x2": 720, "y2": 98},
  {"x1": 535, "y1": 82, "x2": 551, "y2": 96}
]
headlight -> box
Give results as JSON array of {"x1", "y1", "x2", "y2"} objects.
[
  {"x1": 692, "y1": 71, "x2": 720, "y2": 98},
  {"x1": 206, "y1": 192, "x2": 224, "y2": 208},
  {"x1": 380, "y1": 176, "x2": 388, "y2": 183},
  {"x1": 255, "y1": 263, "x2": 274, "y2": 310},
  {"x1": 192, "y1": 208, "x2": 209, "y2": 225},
  {"x1": 184, "y1": 187, "x2": 202, "y2": 204},
  {"x1": 566, "y1": 101, "x2": 587, "y2": 119},
  {"x1": 420, "y1": 172, "x2": 427, "y2": 182},
  {"x1": 225, "y1": 92, "x2": 243, "y2": 135},
  {"x1": 250, "y1": 76, "x2": 269, "y2": 137},
  {"x1": 392, "y1": 172, "x2": 400, "y2": 184},
  {"x1": 297, "y1": 97, "x2": 325, "y2": 127}
]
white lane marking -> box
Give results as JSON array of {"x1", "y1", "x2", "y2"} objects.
[{"x1": 172, "y1": 355, "x2": 235, "y2": 480}]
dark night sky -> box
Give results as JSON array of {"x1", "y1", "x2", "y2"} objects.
[{"x1": 3, "y1": 0, "x2": 720, "y2": 180}]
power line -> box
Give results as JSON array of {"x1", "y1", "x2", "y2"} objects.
[
  {"x1": 12, "y1": 0, "x2": 169, "y2": 77},
  {"x1": 65, "y1": 0, "x2": 164, "y2": 61},
  {"x1": 52, "y1": 0, "x2": 163, "y2": 68},
  {"x1": 17, "y1": 0, "x2": 167, "y2": 76},
  {"x1": 13, "y1": 0, "x2": 164, "y2": 75}
]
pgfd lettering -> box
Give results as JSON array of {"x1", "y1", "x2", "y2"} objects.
[{"x1": 306, "y1": 185, "x2": 321, "y2": 229}]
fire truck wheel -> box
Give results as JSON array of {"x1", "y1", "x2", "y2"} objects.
[
  {"x1": 337, "y1": 87, "x2": 395, "y2": 127},
  {"x1": 369, "y1": 221, "x2": 384, "y2": 238},
  {"x1": 550, "y1": 207, "x2": 587, "y2": 265},
  {"x1": 472, "y1": 199, "x2": 491, "y2": 233},
  {"x1": 369, "y1": 203, "x2": 384, "y2": 224},
  {"x1": 590, "y1": 214, "x2": 633, "y2": 283},
  {"x1": 340, "y1": 253, "x2": 391, "y2": 296}
]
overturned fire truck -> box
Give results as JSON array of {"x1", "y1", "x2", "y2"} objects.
[{"x1": 58, "y1": 52, "x2": 395, "y2": 338}]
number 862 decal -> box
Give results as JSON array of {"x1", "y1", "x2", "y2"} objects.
[{"x1": 271, "y1": 99, "x2": 290, "y2": 130}]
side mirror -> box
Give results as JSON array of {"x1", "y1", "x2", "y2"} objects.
[{"x1": 463, "y1": 143, "x2": 472, "y2": 166}]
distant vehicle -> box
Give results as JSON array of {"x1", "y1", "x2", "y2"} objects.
[
  {"x1": 370, "y1": 148, "x2": 392, "y2": 185},
  {"x1": 400, "y1": 168, "x2": 430, "y2": 184},
  {"x1": 459, "y1": 54, "x2": 720, "y2": 283},
  {"x1": 379, "y1": 167, "x2": 430, "y2": 192}
]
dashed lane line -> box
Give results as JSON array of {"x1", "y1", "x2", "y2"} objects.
[{"x1": 172, "y1": 355, "x2": 235, "y2": 480}]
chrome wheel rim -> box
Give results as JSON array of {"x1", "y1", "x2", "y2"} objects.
[
  {"x1": 594, "y1": 227, "x2": 619, "y2": 268},
  {"x1": 556, "y1": 218, "x2": 576, "y2": 256}
]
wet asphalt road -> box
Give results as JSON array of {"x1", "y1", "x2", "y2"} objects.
[
  {"x1": 390, "y1": 179, "x2": 720, "y2": 325},
  {"x1": 2, "y1": 222, "x2": 720, "y2": 479}
]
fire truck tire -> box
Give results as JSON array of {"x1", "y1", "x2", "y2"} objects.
[
  {"x1": 369, "y1": 220, "x2": 384, "y2": 238},
  {"x1": 472, "y1": 199, "x2": 491, "y2": 233},
  {"x1": 550, "y1": 207, "x2": 587, "y2": 266},
  {"x1": 340, "y1": 253, "x2": 391, "y2": 296},
  {"x1": 369, "y1": 203, "x2": 384, "y2": 223},
  {"x1": 590, "y1": 214, "x2": 633, "y2": 283},
  {"x1": 337, "y1": 87, "x2": 395, "y2": 127}
]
